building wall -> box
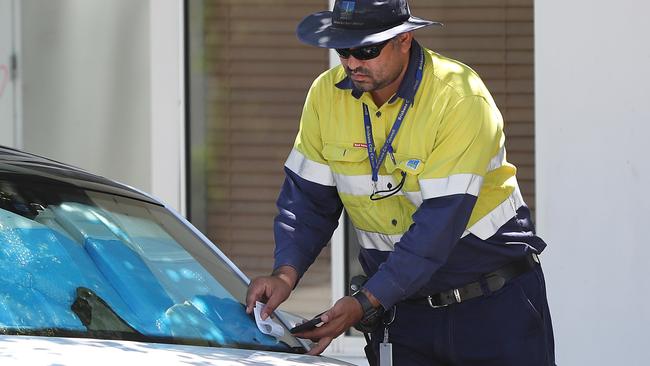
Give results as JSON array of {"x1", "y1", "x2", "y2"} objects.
[
  {"x1": 18, "y1": 0, "x2": 184, "y2": 211},
  {"x1": 536, "y1": 1, "x2": 650, "y2": 364},
  {"x1": 0, "y1": 0, "x2": 17, "y2": 148},
  {"x1": 20, "y1": 0, "x2": 152, "y2": 192}
]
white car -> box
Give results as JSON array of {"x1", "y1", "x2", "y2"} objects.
[{"x1": 0, "y1": 146, "x2": 353, "y2": 366}]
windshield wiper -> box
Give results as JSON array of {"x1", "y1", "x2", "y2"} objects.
[
  {"x1": 69, "y1": 287, "x2": 217, "y2": 347},
  {"x1": 71, "y1": 287, "x2": 140, "y2": 335}
]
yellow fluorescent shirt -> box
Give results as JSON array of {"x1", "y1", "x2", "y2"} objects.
[{"x1": 285, "y1": 44, "x2": 523, "y2": 250}]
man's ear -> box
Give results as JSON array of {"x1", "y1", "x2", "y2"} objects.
[{"x1": 396, "y1": 32, "x2": 413, "y2": 54}]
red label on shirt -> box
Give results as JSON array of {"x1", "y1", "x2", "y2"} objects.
[{"x1": 353, "y1": 143, "x2": 368, "y2": 148}]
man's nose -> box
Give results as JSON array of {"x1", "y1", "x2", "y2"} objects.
[{"x1": 345, "y1": 55, "x2": 364, "y2": 70}]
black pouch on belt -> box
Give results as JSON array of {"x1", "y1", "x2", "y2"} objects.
[{"x1": 348, "y1": 275, "x2": 384, "y2": 333}]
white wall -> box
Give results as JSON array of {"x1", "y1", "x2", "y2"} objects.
[
  {"x1": 536, "y1": 1, "x2": 650, "y2": 365},
  {"x1": 21, "y1": 0, "x2": 152, "y2": 190},
  {"x1": 0, "y1": 0, "x2": 18, "y2": 147},
  {"x1": 19, "y1": 0, "x2": 184, "y2": 212},
  {"x1": 149, "y1": 0, "x2": 186, "y2": 214}
]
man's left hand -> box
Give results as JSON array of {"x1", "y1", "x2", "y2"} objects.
[{"x1": 292, "y1": 295, "x2": 365, "y2": 355}]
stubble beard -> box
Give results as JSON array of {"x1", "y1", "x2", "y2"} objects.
[{"x1": 345, "y1": 64, "x2": 404, "y2": 93}]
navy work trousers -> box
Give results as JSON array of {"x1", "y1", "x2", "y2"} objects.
[{"x1": 369, "y1": 265, "x2": 555, "y2": 366}]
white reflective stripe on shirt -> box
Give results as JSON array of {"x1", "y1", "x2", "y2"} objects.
[
  {"x1": 285, "y1": 148, "x2": 335, "y2": 186},
  {"x1": 419, "y1": 173, "x2": 483, "y2": 200},
  {"x1": 463, "y1": 185, "x2": 525, "y2": 240},
  {"x1": 488, "y1": 145, "x2": 506, "y2": 172},
  {"x1": 354, "y1": 228, "x2": 401, "y2": 251},
  {"x1": 333, "y1": 172, "x2": 425, "y2": 206},
  {"x1": 404, "y1": 191, "x2": 424, "y2": 207},
  {"x1": 332, "y1": 172, "x2": 401, "y2": 196}
]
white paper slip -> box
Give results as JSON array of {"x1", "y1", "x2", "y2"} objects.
[{"x1": 254, "y1": 301, "x2": 285, "y2": 338}]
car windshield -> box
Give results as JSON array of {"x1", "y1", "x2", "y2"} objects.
[{"x1": 0, "y1": 174, "x2": 303, "y2": 353}]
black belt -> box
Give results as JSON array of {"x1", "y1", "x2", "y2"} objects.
[{"x1": 405, "y1": 253, "x2": 540, "y2": 308}]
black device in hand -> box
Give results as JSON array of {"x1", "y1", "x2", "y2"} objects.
[{"x1": 289, "y1": 312, "x2": 325, "y2": 334}]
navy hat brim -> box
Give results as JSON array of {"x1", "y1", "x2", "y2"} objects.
[{"x1": 296, "y1": 11, "x2": 442, "y2": 49}]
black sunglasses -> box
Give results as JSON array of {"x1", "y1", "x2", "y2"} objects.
[{"x1": 336, "y1": 40, "x2": 391, "y2": 61}]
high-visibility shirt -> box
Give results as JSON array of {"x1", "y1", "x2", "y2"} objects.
[{"x1": 274, "y1": 41, "x2": 546, "y2": 309}]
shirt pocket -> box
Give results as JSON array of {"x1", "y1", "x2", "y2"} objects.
[
  {"x1": 321, "y1": 143, "x2": 372, "y2": 209},
  {"x1": 384, "y1": 153, "x2": 426, "y2": 208},
  {"x1": 322, "y1": 143, "x2": 368, "y2": 164},
  {"x1": 384, "y1": 154, "x2": 425, "y2": 176}
]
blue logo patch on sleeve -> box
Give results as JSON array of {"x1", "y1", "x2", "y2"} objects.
[{"x1": 406, "y1": 159, "x2": 420, "y2": 170}]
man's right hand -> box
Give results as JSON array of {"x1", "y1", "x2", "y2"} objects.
[{"x1": 245, "y1": 265, "x2": 298, "y2": 320}]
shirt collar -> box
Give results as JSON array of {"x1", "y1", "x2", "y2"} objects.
[{"x1": 334, "y1": 40, "x2": 423, "y2": 105}]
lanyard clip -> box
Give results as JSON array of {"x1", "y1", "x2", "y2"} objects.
[{"x1": 388, "y1": 146, "x2": 396, "y2": 165}]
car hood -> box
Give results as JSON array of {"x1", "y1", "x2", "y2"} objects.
[{"x1": 0, "y1": 335, "x2": 353, "y2": 366}]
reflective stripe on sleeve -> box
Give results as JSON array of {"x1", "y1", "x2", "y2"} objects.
[
  {"x1": 354, "y1": 228, "x2": 401, "y2": 251},
  {"x1": 419, "y1": 173, "x2": 483, "y2": 200},
  {"x1": 488, "y1": 145, "x2": 506, "y2": 172},
  {"x1": 462, "y1": 186, "x2": 525, "y2": 240},
  {"x1": 284, "y1": 148, "x2": 335, "y2": 186}
]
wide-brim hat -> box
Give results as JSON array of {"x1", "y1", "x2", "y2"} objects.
[{"x1": 296, "y1": 0, "x2": 442, "y2": 49}]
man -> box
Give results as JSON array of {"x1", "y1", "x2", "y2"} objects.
[{"x1": 246, "y1": 0, "x2": 555, "y2": 365}]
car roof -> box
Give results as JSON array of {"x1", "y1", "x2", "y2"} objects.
[{"x1": 0, "y1": 145, "x2": 161, "y2": 205}]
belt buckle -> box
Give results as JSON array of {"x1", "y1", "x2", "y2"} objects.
[
  {"x1": 426, "y1": 289, "x2": 461, "y2": 308},
  {"x1": 426, "y1": 295, "x2": 447, "y2": 309}
]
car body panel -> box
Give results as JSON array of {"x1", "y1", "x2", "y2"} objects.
[
  {"x1": 0, "y1": 146, "x2": 160, "y2": 204},
  {"x1": 0, "y1": 336, "x2": 351, "y2": 366}
]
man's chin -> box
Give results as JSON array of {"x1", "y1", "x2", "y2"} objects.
[{"x1": 351, "y1": 80, "x2": 374, "y2": 92}]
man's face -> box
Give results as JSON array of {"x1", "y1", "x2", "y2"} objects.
[{"x1": 339, "y1": 38, "x2": 406, "y2": 93}]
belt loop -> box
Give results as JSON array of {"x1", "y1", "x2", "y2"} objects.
[
  {"x1": 531, "y1": 253, "x2": 540, "y2": 264},
  {"x1": 478, "y1": 277, "x2": 492, "y2": 297},
  {"x1": 453, "y1": 288, "x2": 461, "y2": 303}
]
